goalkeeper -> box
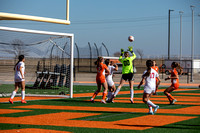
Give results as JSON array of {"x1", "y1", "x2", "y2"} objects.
[{"x1": 111, "y1": 46, "x2": 136, "y2": 103}]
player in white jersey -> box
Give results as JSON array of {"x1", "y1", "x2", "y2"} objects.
[
  {"x1": 105, "y1": 59, "x2": 118, "y2": 102},
  {"x1": 9, "y1": 55, "x2": 27, "y2": 104},
  {"x1": 138, "y1": 60, "x2": 161, "y2": 115}
]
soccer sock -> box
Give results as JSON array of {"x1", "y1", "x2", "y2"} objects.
[
  {"x1": 92, "y1": 91, "x2": 99, "y2": 99},
  {"x1": 130, "y1": 89, "x2": 134, "y2": 99},
  {"x1": 166, "y1": 93, "x2": 174, "y2": 101},
  {"x1": 167, "y1": 93, "x2": 175, "y2": 100},
  {"x1": 11, "y1": 91, "x2": 16, "y2": 99},
  {"x1": 114, "y1": 88, "x2": 120, "y2": 97},
  {"x1": 147, "y1": 100, "x2": 157, "y2": 108},
  {"x1": 102, "y1": 92, "x2": 107, "y2": 101},
  {"x1": 21, "y1": 91, "x2": 25, "y2": 100},
  {"x1": 148, "y1": 105, "x2": 153, "y2": 112}
]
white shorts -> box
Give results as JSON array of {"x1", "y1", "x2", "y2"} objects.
[
  {"x1": 144, "y1": 87, "x2": 155, "y2": 94},
  {"x1": 107, "y1": 79, "x2": 114, "y2": 87},
  {"x1": 15, "y1": 77, "x2": 25, "y2": 83}
]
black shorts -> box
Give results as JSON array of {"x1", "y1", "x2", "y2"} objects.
[{"x1": 122, "y1": 73, "x2": 134, "y2": 81}]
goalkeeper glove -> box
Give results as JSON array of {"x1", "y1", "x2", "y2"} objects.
[
  {"x1": 121, "y1": 48, "x2": 124, "y2": 56},
  {"x1": 128, "y1": 46, "x2": 133, "y2": 52}
]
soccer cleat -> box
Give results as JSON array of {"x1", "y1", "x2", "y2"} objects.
[
  {"x1": 147, "y1": 111, "x2": 154, "y2": 115},
  {"x1": 9, "y1": 98, "x2": 13, "y2": 104},
  {"x1": 130, "y1": 98, "x2": 134, "y2": 104},
  {"x1": 111, "y1": 99, "x2": 115, "y2": 103},
  {"x1": 21, "y1": 100, "x2": 27, "y2": 104},
  {"x1": 90, "y1": 98, "x2": 95, "y2": 103},
  {"x1": 171, "y1": 99, "x2": 177, "y2": 105},
  {"x1": 101, "y1": 99, "x2": 107, "y2": 104},
  {"x1": 153, "y1": 105, "x2": 159, "y2": 114}
]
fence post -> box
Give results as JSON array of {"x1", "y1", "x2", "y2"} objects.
[
  {"x1": 75, "y1": 43, "x2": 80, "y2": 72},
  {"x1": 88, "y1": 42, "x2": 92, "y2": 72},
  {"x1": 102, "y1": 43, "x2": 109, "y2": 56},
  {"x1": 94, "y1": 43, "x2": 99, "y2": 57}
]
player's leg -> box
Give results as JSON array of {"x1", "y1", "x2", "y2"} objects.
[
  {"x1": 114, "y1": 78, "x2": 125, "y2": 97},
  {"x1": 129, "y1": 79, "x2": 134, "y2": 103},
  {"x1": 21, "y1": 81, "x2": 26, "y2": 103},
  {"x1": 101, "y1": 81, "x2": 108, "y2": 104},
  {"x1": 106, "y1": 79, "x2": 114, "y2": 101},
  {"x1": 106, "y1": 86, "x2": 112, "y2": 101},
  {"x1": 110, "y1": 83, "x2": 116, "y2": 103},
  {"x1": 91, "y1": 81, "x2": 102, "y2": 102},
  {"x1": 143, "y1": 93, "x2": 153, "y2": 114},
  {"x1": 164, "y1": 86, "x2": 176, "y2": 104},
  {"x1": 143, "y1": 92, "x2": 159, "y2": 114},
  {"x1": 9, "y1": 82, "x2": 20, "y2": 104}
]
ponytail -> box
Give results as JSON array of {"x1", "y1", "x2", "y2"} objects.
[
  {"x1": 143, "y1": 60, "x2": 153, "y2": 77},
  {"x1": 14, "y1": 55, "x2": 24, "y2": 70},
  {"x1": 94, "y1": 57, "x2": 103, "y2": 67}
]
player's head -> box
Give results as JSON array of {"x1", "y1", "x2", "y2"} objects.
[
  {"x1": 124, "y1": 51, "x2": 129, "y2": 57},
  {"x1": 18, "y1": 55, "x2": 25, "y2": 62},
  {"x1": 95, "y1": 56, "x2": 104, "y2": 66},
  {"x1": 143, "y1": 60, "x2": 153, "y2": 77},
  {"x1": 153, "y1": 60, "x2": 156, "y2": 66},
  {"x1": 171, "y1": 62, "x2": 178, "y2": 68},
  {"x1": 146, "y1": 60, "x2": 153, "y2": 68},
  {"x1": 105, "y1": 59, "x2": 110, "y2": 66}
]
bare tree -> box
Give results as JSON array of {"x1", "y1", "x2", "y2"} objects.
[
  {"x1": 136, "y1": 49, "x2": 144, "y2": 62},
  {"x1": 4, "y1": 39, "x2": 29, "y2": 58}
]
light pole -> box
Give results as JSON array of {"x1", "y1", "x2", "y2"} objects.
[
  {"x1": 179, "y1": 11, "x2": 183, "y2": 59},
  {"x1": 168, "y1": 9, "x2": 174, "y2": 60},
  {"x1": 190, "y1": 5, "x2": 195, "y2": 82}
]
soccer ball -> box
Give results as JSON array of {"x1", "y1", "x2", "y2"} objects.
[{"x1": 128, "y1": 36, "x2": 134, "y2": 42}]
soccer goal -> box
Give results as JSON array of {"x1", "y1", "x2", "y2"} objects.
[{"x1": 0, "y1": 26, "x2": 74, "y2": 98}]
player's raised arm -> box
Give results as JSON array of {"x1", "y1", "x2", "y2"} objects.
[
  {"x1": 128, "y1": 46, "x2": 136, "y2": 60},
  {"x1": 119, "y1": 48, "x2": 124, "y2": 62}
]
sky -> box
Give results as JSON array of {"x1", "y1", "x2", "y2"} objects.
[{"x1": 0, "y1": 0, "x2": 200, "y2": 58}]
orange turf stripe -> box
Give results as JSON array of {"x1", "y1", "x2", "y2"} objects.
[
  {"x1": 13, "y1": 105, "x2": 148, "y2": 113},
  {"x1": 0, "y1": 109, "x2": 31, "y2": 114},
  {"x1": 13, "y1": 105, "x2": 200, "y2": 115},
  {"x1": 73, "y1": 88, "x2": 197, "y2": 98},
  {"x1": 0, "y1": 112, "x2": 196, "y2": 130},
  {"x1": 0, "y1": 128, "x2": 72, "y2": 133}
]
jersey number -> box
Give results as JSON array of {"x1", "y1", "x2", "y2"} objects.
[
  {"x1": 123, "y1": 60, "x2": 130, "y2": 66},
  {"x1": 150, "y1": 73, "x2": 155, "y2": 78}
]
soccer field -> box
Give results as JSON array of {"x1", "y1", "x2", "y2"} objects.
[{"x1": 0, "y1": 85, "x2": 200, "y2": 133}]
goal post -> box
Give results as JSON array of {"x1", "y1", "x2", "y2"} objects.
[{"x1": 0, "y1": 26, "x2": 74, "y2": 98}]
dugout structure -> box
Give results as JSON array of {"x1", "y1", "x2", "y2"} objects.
[{"x1": 0, "y1": 26, "x2": 74, "y2": 98}]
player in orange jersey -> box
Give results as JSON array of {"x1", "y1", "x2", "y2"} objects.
[
  {"x1": 164, "y1": 62, "x2": 181, "y2": 105},
  {"x1": 152, "y1": 60, "x2": 159, "y2": 95},
  {"x1": 91, "y1": 57, "x2": 110, "y2": 104}
]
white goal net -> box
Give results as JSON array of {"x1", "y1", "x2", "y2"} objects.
[{"x1": 0, "y1": 26, "x2": 74, "y2": 98}]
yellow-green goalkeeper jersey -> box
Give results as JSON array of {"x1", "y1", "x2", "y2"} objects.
[{"x1": 119, "y1": 52, "x2": 136, "y2": 74}]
